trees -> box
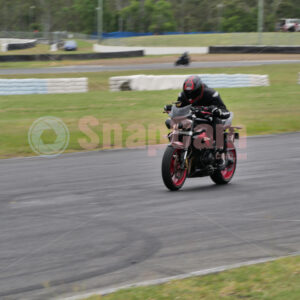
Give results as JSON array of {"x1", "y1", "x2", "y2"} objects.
[
  {"x1": 0, "y1": 0, "x2": 39, "y2": 32},
  {"x1": 276, "y1": 0, "x2": 300, "y2": 18},
  {"x1": 72, "y1": 0, "x2": 97, "y2": 34},
  {"x1": 0, "y1": 0, "x2": 299, "y2": 34},
  {"x1": 221, "y1": 1, "x2": 257, "y2": 32},
  {"x1": 148, "y1": 0, "x2": 176, "y2": 33},
  {"x1": 120, "y1": 0, "x2": 140, "y2": 32},
  {"x1": 119, "y1": 0, "x2": 175, "y2": 33}
]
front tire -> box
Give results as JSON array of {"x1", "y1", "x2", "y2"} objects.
[
  {"x1": 162, "y1": 146, "x2": 187, "y2": 191},
  {"x1": 210, "y1": 147, "x2": 237, "y2": 185}
]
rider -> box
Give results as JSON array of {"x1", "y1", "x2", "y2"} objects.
[
  {"x1": 164, "y1": 75, "x2": 231, "y2": 164},
  {"x1": 180, "y1": 52, "x2": 189, "y2": 62},
  {"x1": 175, "y1": 75, "x2": 230, "y2": 119}
]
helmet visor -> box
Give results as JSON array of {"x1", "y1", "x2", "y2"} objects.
[{"x1": 184, "y1": 89, "x2": 198, "y2": 100}]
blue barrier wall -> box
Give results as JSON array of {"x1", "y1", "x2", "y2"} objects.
[
  {"x1": 102, "y1": 32, "x2": 153, "y2": 39},
  {"x1": 93, "y1": 31, "x2": 219, "y2": 39},
  {"x1": 0, "y1": 79, "x2": 47, "y2": 95}
]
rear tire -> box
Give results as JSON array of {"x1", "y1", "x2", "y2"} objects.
[
  {"x1": 210, "y1": 147, "x2": 237, "y2": 185},
  {"x1": 162, "y1": 146, "x2": 187, "y2": 191}
]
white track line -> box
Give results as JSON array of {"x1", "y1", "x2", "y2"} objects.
[{"x1": 58, "y1": 251, "x2": 300, "y2": 300}]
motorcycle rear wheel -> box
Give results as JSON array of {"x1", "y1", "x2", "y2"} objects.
[
  {"x1": 210, "y1": 147, "x2": 237, "y2": 184},
  {"x1": 162, "y1": 146, "x2": 187, "y2": 191}
]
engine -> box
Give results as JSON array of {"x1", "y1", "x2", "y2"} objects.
[{"x1": 197, "y1": 149, "x2": 215, "y2": 168}]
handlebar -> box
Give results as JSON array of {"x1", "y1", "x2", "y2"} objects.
[
  {"x1": 191, "y1": 106, "x2": 213, "y2": 116},
  {"x1": 163, "y1": 104, "x2": 216, "y2": 116}
]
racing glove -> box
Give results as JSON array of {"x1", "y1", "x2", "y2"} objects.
[
  {"x1": 210, "y1": 107, "x2": 231, "y2": 119},
  {"x1": 211, "y1": 107, "x2": 222, "y2": 117},
  {"x1": 164, "y1": 104, "x2": 172, "y2": 112}
]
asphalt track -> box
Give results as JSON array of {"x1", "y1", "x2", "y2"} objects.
[
  {"x1": 0, "y1": 59, "x2": 300, "y2": 75},
  {"x1": 1, "y1": 132, "x2": 300, "y2": 299}
]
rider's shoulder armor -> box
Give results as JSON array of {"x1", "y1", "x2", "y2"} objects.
[{"x1": 204, "y1": 87, "x2": 218, "y2": 98}]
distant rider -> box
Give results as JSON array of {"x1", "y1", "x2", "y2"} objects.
[
  {"x1": 180, "y1": 52, "x2": 189, "y2": 62},
  {"x1": 176, "y1": 52, "x2": 190, "y2": 65}
]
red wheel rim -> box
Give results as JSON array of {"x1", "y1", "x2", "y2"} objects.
[
  {"x1": 170, "y1": 149, "x2": 187, "y2": 187},
  {"x1": 221, "y1": 149, "x2": 236, "y2": 181}
]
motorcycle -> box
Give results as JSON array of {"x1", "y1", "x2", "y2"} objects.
[
  {"x1": 161, "y1": 104, "x2": 240, "y2": 191},
  {"x1": 175, "y1": 52, "x2": 190, "y2": 66}
]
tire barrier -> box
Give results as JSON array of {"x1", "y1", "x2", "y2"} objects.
[
  {"x1": 94, "y1": 44, "x2": 209, "y2": 55},
  {"x1": 110, "y1": 74, "x2": 270, "y2": 91},
  {"x1": 209, "y1": 46, "x2": 300, "y2": 54},
  {"x1": 94, "y1": 45, "x2": 300, "y2": 55},
  {"x1": 0, "y1": 78, "x2": 88, "y2": 95},
  {"x1": 0, "y1": 39, "x2": 37, "y2": 52},
  {"x1": 0, "y1": 50, "x2": 144, "y2": 62}
]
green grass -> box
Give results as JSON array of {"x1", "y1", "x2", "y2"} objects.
[
  {"x1": 0, "y1": 63, "x2": 299, "y2": 158},
  {"x1": 83, "y1": 256, "x2": 300, "y2": 300},
  {"x1": 0, "y1": 59, "x2": 93, "y2": 69},
  {"x1": 102, "y1": 32, "x2": 300, "y2": 47},
  {"x1": 0, "y1": 39, "x2": 95, "y2": 55}
]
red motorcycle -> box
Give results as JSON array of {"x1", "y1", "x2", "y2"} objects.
[{"x1": 161, "y1": 104, "x2": 240, "y2": 191}]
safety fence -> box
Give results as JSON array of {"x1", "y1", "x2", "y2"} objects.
[
  {"x1": 0, "y1": 78, "x2": 88, "y2": 95},
  {"x1": 0, "y1": 31, "x2": 88, "y2": 40},
  {"x1": 110, "y1": 74, "x2": 270, "y2": 92}
]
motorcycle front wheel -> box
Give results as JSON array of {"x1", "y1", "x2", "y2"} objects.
[
  {"x1": 210, "y1": 147, "x2": 237, "y2": 184},
  {"x1": 162, "y1": 146, "x2": 187, "y2": 191}
]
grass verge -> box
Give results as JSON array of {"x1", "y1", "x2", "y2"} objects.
[
  {"x1": 0, "y1": 63, "x2": 299, "y2": 158},
  {"x1": 102, "y1": 32, "x2": 300, "y2": 47},
  {"x1": 83, "y1": 256, "x2": 300, "y2": 300}
]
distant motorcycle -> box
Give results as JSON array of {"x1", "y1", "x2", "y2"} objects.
[
  {"x1": 162, "y1": 104, "x2": 240, "y2": 191},
  {"x1": 175, "y1": 52, "x2": 190, "y2": 66}
]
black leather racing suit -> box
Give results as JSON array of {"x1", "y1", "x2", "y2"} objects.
[{"x1": 177, "y1": 84, "x2": 231, "y2": 119}]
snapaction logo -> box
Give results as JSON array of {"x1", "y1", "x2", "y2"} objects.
[{"x1": 28, "y1": 116, "x2": 70, "y2": 157}]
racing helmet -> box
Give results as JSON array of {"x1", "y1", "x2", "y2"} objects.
[{"x1": 183, "y1": 75, "x2": 204, "y2": 103}]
